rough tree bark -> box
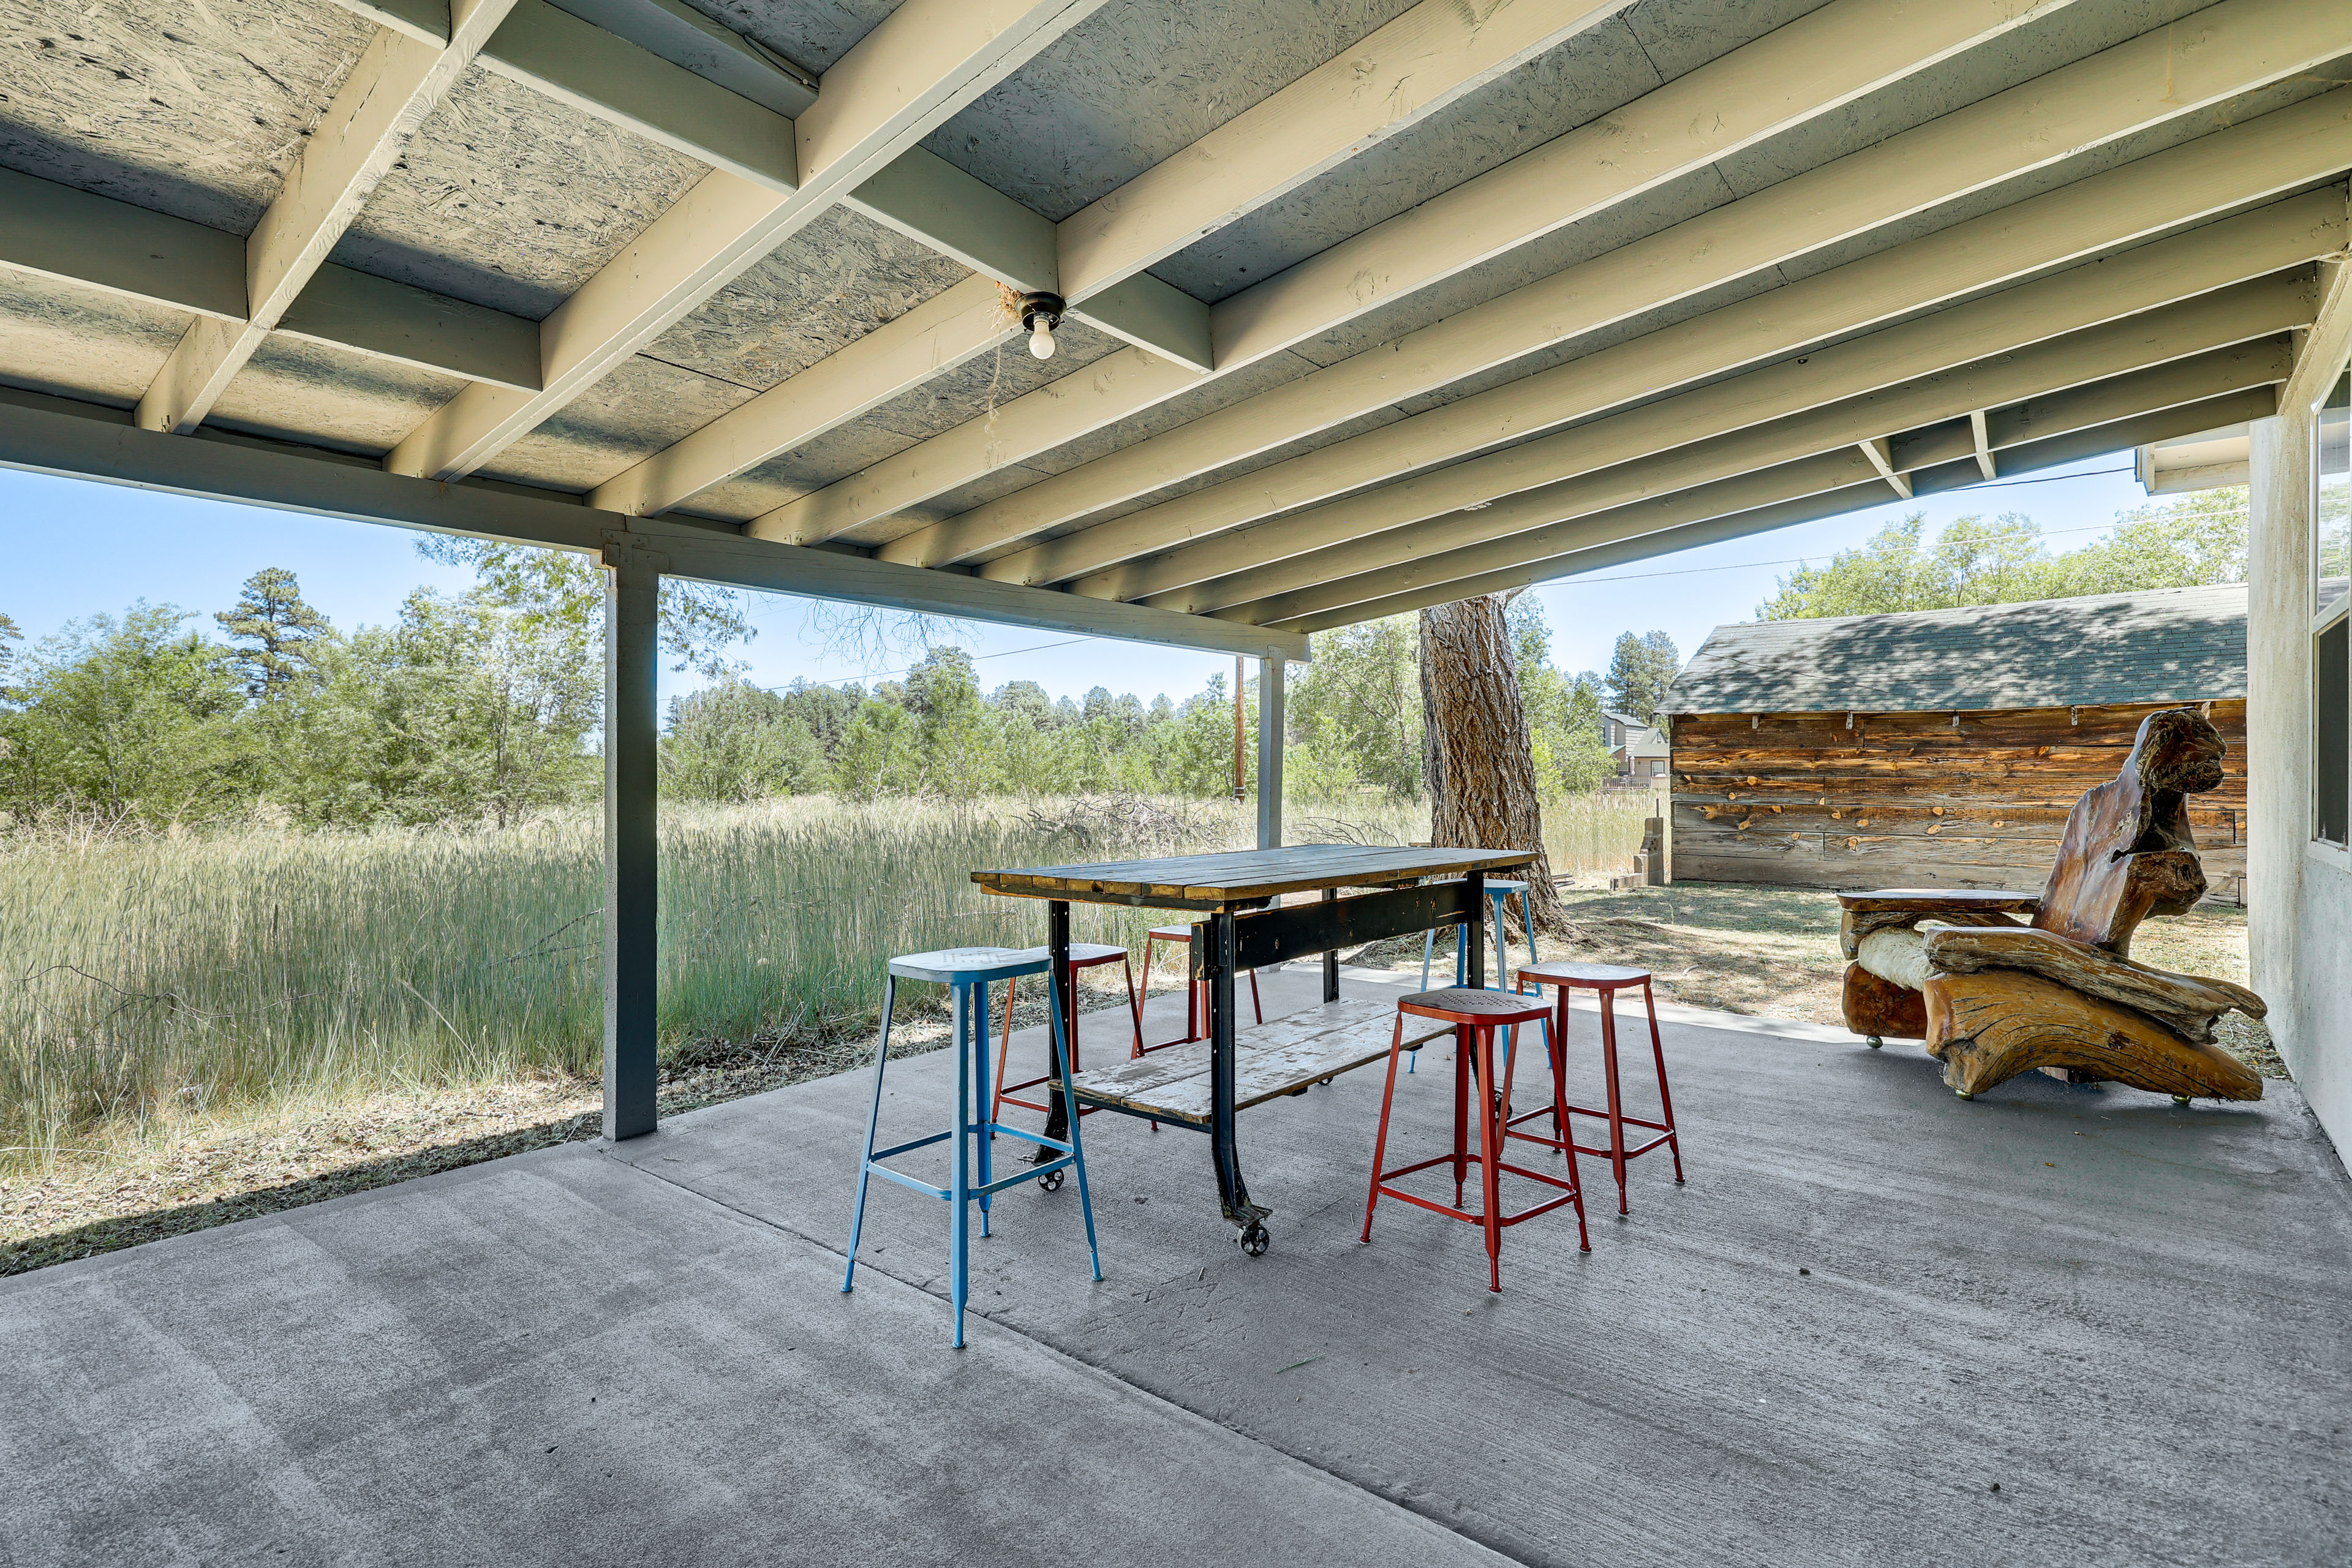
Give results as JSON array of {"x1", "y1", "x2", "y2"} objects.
[{"x1": 1420, "y1": 595, "x2": 1567, "y2": 932}]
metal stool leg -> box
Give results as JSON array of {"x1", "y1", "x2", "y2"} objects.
[
  {"x1": 990, "y1": 974, "x2": 1017, "y2": 1129},
  {"x1": 1360, "y1": 1013, "x2": 1409, "y2": 1242},
  {"x1": 974, "y1": 977, "x2": 993, "y2": 1239},
  {"x1": 1600, "y1": 989, "x2": 1629, "y2": 1216},
  {"x1": 1047, "y1": 969, "x2": 1102, "y2": 1281},
  {"x1": 1645, "y1": 978, "x2": 1685, "y2": 1183},
  {"x1": 843, "y1": 974, "x2": 897, "y2": 1294},
  {"x1": 1121, "y1": 956, "x2": 1143, "y2": 1056},
  {"x1": 951, "y1": 979, "x2": 975, "y2": 1347},
  {"x1": 1452, "y1": 1020, "x2": 1472, "y2": 1208},
  {"x1": 1476, "y1": 1022, "x2": 1506, "y2": 1292},
  {"x1": 1543, "y1": 1007, "x2": 1593, "y2": 1252}
]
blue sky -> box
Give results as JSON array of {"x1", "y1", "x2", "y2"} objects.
[{"x1": 0, "y1": 453, "x2": 2150, "y2": 706}]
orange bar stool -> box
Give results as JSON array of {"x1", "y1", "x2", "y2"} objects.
[
  {"x1": 1362, "y1": 988, "x2": 1589, "y2": 1291},
  {"x1": 1136, "y1": 925, "x2": 1262, "y2": 1051},
  {"x1": 992, "y1": 942, "x2": 1140, "y2": 1124},
  {"x1": 1512, "y1": 962, "x2": 1685, "y2": 1216}
]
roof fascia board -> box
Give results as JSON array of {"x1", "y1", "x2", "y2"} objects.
[
  {"x1": 1112, "y1": 200, "x2": 2335, "y2": 609},
  {"x1": 1004, "y1": 99, "x2": 2352, "y2": 592},
  {"x1": 1280, "y1": 388, "x2": 2278, "y2": 632},
  {"x1": 138, "y1": 1, "x2": 522, "y2": 435},
  {"x1": 0, "y1": 388, "x2": 1303, "y2": 662}
]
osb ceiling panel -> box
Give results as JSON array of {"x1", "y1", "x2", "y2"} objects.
[
  {"x1": 477, "y1": 354, "x2": 756, "y2": 494},
  {"x1": 0, "y1": 0, "x2": 371, "y2": 233},
  {"x1": 922, "y1": 0, "x2": 1419, "y2": 224},
  {"x1": 644, "y1": 205, "x2": 971, "y2": 392},
  {"x1": 676, "y1": 0, "x2": 900, "y2": 74},
  {"x1": 208, "y1": 336, "x2": 464, "y2": 458},
  {"x1": 330, "y1": 64, "x2": 707, "y2": 320}
]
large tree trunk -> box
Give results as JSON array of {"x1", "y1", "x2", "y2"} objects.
[{"x1": 1420, "y1": 596, "x2": 1567, "y2": 932}]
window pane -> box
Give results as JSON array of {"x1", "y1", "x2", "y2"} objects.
[
  {"x1": 2321, "y1": 371, "x2": 2350, "y2": 608},
  {"x1": 2320, "y1": 617, "x2": 2349, "y2": 848}
]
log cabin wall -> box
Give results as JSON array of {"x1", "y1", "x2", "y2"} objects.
[{"x1": 1668, "y1": 700, "x2": 2247, "y2": 900}]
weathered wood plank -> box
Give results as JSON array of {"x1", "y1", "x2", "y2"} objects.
[
  {"x1": 974, "y1": 843, "x2": 1533, "y2": 906},
  {"x1": 1068, "y1": 995, "x2": 1449, "y2": 1123}
]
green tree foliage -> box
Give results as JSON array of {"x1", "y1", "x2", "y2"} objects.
[
  {"x1": 1604, "y1": 628, "x2": 1681, "y2": 721},
  {"x1": 663, "y1": 680, "x2": 824, "y2": 802},
  {"x1": 1513, "y1": 599, "x2": 1616, "y2": 794},
  {"x1": 1755, "y1": 489, "x2": 2249, "y2": 620},
  {"x1": 1287, "y1": 616, "x2": 1421, "y2": 797},
  {"x1": 413, "y1": 538, "x2": 756, "y2": 677},
  {"x1": 215, "y1": 567, "x2": 330, "y2": 699},
  {"x1": 0, "y1": 605, "x2": 253, "y2": 823}
]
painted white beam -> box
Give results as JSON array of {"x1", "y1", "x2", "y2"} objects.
[
  {"x1": 1049, "y1": 0, "x2": 1626, "y2": 308},
  {"x1": 476, "y1": 0, "x2": 797, "y2": 191},
  {"x1": 0, "y1": 385, "x2": 1303, "y2": 662},
  {"x1": 137, "y1": 1, "x2": 519, "y2": 434},
  {"x1": 755, "y1": 0, "x2": 2090, "y2": 549},
  {"x1": 1275, "y1": 388, "x2": 2281, "y2": 632},
  {"x1": 1969, "y1": 410, "x2": 1998, "y2": 480},
  {"x1": 1180, "y1": 309, "x2": 2303, "y2": 624},
  {"x1": 545, "y1": 0, "x2": 819, "y2": 116},
  {"x1": 385, "y1": 0, "x2": 1113, "y2": 482},
  {"x1": 1099, "y1": 195, "x2": 2340, "y2": 610},
  {"x1": 1858, "y1": 437, "x2": 1913, "y2": 499},
  {"x1": 992, "y1": 87, "x2": 2352, "y2": 589}
]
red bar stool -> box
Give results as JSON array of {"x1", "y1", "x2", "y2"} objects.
[
  {"x1": 1136, "y1": 925, "x2": 1262, "y2": 1052},
  {"x1": 991, "y1": 943, "x2": 1140, "y2": 1123},
  {"x1": 1362, "y1": 988, "x2": 1590, "y2": 1291},
  {"x1": 1512, "y1": 962, "x2": 1684, "y2": 1216}
]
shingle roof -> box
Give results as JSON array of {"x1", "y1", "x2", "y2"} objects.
[{"x1": 1664, "y1": 584, "x2": 2247, "y2": 715}]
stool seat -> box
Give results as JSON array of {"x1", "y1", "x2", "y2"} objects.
[
  {"x1": 1401, "y1": 987, "x2": 1551, "y2": 1024},
  {"x1": 1057, "y1": 941, "x2": 1130, "y2": 964},
  {"x1": 889, "y1": 946, "x2": 1049, "y2": 984},
  {"x1": 1147, "y1": 924, "x2": 1194, "y2": 940},
  {"x1": 1520, "y1": 960, "x2": 1649, "y2": 989}
]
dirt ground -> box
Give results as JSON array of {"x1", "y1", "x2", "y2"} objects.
[{"x1": 4, "y1": 891, "x2": 2280, "y2": 1276}]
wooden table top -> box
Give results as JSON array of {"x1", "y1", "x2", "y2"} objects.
[{"x1": 973, "y1": 843, "x2": 1537, "y2": 908}]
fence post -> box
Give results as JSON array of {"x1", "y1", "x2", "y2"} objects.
[
  {"x1": 603, "y1": 539, "x2": 662, "y2": 1140},
  {"x1": 1257, "y1": 654, "x2": 1284, "y2": 850}
]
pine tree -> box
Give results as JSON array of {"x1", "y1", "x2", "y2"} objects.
[{"x1": 216, "y1": 568, "x2": 330, "y2": 699}]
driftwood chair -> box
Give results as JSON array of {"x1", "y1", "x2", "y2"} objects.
[{"x1": 1835, "y1": 707, "x2": 2264, "y2": 1102}]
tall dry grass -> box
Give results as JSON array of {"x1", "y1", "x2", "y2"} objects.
[{"x1": 2, "y1": 791, "x2": 1646, "y2": 1167}]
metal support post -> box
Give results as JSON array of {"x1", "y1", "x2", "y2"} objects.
[
  {"x1": 1257, "y1": 654, "x2": 1284, "y2": 850},
  {"x1": 1039, "y1": 898, "x2": 1072, "y2": 1158},
  {"x1": 602, "y1": 541, "x2": 661, "y2": 1140}
]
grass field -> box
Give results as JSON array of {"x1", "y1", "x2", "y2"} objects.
[{"x1": 1, "y1": 790, "x2": 1651, "y2": 1177}]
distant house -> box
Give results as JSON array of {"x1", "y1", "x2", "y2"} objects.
[
  {"x1": 1660, "y1": 584, "x2": 2248, "y2": 900},
  {"x1": 1600, "y1": 709, "x2": 1669, "y2": 783}
]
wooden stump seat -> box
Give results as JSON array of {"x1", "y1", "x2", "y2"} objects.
[{"x1": 1834, "y1": 707, "x2": 2264, "y2": 1102}]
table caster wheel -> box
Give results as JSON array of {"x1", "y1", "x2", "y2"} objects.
[
  {"x1": 1237, "y1": 1221, "x2": 1270, "y2": 1257},
  {"x1": 1955, "y1": 1089, "x2": 1975, "y2": 1101},
  {"x1": 1318, "y1": 1076, "x2": 1335, "y2": 1086},
  {"x1": 1866, "y1": 1035, "x2": 1883, "y2": 1049},
  {"x1": 2171, "y1": 1095, "x2": 2191, "y2": 1106},
  {"x1": 1038, "y1": 1168, "x2": 1065, "y2": 1192}
]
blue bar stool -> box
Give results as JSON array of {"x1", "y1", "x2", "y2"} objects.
[
  {"x1": 1411, "y1": 878, "x2": 1538, "y2": 1074},
  {"x1": 843, "y1": 946, "x2": 1101, "y2": 1348}
]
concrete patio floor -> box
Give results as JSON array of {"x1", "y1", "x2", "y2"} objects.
[{"x1": 4, "y1": 967, "x2": 2347, "y2": 1566}]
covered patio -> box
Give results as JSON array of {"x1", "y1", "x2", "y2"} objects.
[
  {"x1": 5, "y1": 0, "x2": 2352, "y2": 1559},
  {"x1": 6, "y1": 970, "x2": 2346, "y2": 1564}
]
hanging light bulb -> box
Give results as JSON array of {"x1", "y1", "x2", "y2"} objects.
[{"x1": 1018, "y1": 292, "x2": 1065, "y2": 361}]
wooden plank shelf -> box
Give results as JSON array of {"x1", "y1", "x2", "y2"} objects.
[{"x1": 1069, "y1": 995, "x2": 1449, "y2": 1128}]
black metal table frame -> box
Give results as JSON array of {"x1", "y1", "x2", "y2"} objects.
[{"x1": 1033, "y1": 870, "x2": 1517, "y2": 1250}]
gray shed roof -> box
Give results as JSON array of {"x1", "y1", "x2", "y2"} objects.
[{"x1": 1664, "y1": 583, "x2": 2247, "y2": 715}]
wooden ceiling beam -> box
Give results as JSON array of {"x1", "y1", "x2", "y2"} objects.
[
  {"x1": 1269, "y1": 388, "x2": 2281, "y2": 632},
  {"x1": 918, "y1": 0, "x2": 2342, "y2": 577},
  {"x1": 1103, "y1": 194, "x2": 2339, "y2": 610},
  {"x1": 754, "y1": 0, "x2": 2081, "y2": 550},
  {"x1": 1004, "y1": 85, "x2": 2351, "y2": 592},
  {"x1": 1208, "y1": 330, "x2": 2295, "y2": 627},
  {"x1": 383, "y1": 0, "x2": 1114, "y2": 482},
  {"x1": 583, "y1": 0, "x2": 1622, "y2": 521},
  {"x1": 135, "y1": 0, "x2": 522, "y2": 435}
]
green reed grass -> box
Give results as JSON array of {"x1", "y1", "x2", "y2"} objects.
[{"x1": 1, "y1": 792, "x2": 1646, "y2": 1164}]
